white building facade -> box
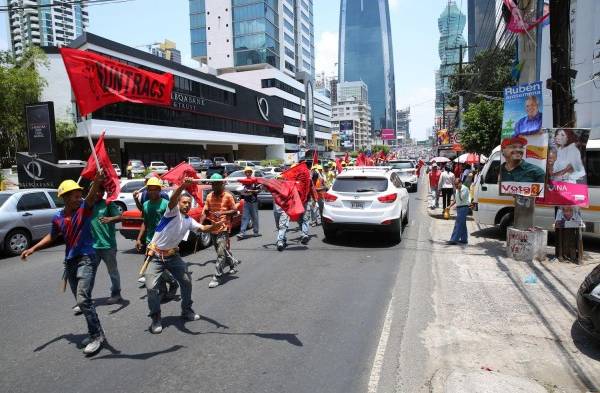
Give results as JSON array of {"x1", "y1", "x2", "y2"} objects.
[{"x1": 331, "y1": 81, "x2": 371, "y2": 151}]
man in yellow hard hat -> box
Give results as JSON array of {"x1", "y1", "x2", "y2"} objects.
[
  {"x1": 21, "y1": 172, "x2": 107, "y2": 356},
  {"x1": 237, "y1": 166, "x2": 261, "y2": 240}
]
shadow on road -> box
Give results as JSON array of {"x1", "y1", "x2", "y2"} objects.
[
  {"x1": 33, "y1": 333, "x2": 88, "y2": 352},
  {"x1": 94, "y1": 297, "x2": 131, "y2": 315},
  {"x1": 91, "y1": 344, "x2": 186, "y2": 360}
]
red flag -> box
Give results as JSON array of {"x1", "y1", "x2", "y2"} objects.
[
  {"x1": 281, "y1": 162, "x2": 312, "y2": 204},
  {"x1": 80, "y1": 132, "x2": 120, "y2": 204},
  {"x1": 240, "y1": 177, "x2": 304, "y2": 221},
  {"x1": 312, "y1": 149, "x2": 319, "y2": 168},
  {"x1": 335, "y1": 158, "x2": 343, "y2": 173},
  {"x1": 161, "y1": 162, "x2": 202, "y2": 205},
  {"x1": 356, "y1": 152, "x2": 366, "y2": 166},
  {"x1": 344, "y1": 152, "x2": 350, "y2": 163},
  {"x1": 60, "y1": 47, "x2": 174, "y2": 117}
]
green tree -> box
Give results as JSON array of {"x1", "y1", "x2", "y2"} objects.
[
  {"x1": 460, "y1": 100, "x2": 503, "y2": 155},
  {"x1": 55, "y1": 119, "x2": 77, "y2": 158},
  {"x1": 370, "y1": 144, "x2": 390, "y2": 154},
  {"x1": 0, "y1": 47, "x2": 48, "y2": 160}
]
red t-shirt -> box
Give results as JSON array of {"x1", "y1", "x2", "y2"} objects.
[{"x1": 429, "y1": 169, "x2": 441, "y2": 188}]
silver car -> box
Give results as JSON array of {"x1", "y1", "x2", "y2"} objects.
[{"x1": 0, "y1": 189, "x2": 64, "y2": 257}]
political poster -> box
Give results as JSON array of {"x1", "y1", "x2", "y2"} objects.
[
  {"x1": 499, "y1": 132, "x2": 548, "y2": 197},
  {"x1": 555, "y1": 206, "x2": 585, "y2": 229},
  {"x1": 537, "y1": 128, "x2": 590, "y2": 207},
  {"x1": 501, "y1": 81, "x2": 543, "y2": 139},
  {"x1": 339, "y1": 120, "x2": 354, "y2": 150}
]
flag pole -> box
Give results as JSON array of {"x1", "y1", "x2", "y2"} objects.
[{"x1": 84, "y1": 120, "x2": 101, "y2": 172}]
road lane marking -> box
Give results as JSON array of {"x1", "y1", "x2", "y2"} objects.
[{"x1": 367, "y1": 296, "x2": 394, "y2": 393}]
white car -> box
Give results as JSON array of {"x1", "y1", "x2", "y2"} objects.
[
  {"x1": 114, "y1": 179, "x2": 147, "y2": 214},
  {"x1": 148, "y1": 161, "x2": 169, "y2": 175},
  {"x1": 225, "y1": 170, "x2": 265, "y2": 194},
  {"x1": 321, "y1": 167, "x2": 410, "y2": 242},
  {"x1": 262, "y1": 166, "x2": 283, "y2": 176},
  {"x1": 388, "y1": 160, "x2": 418, "y2": 193},
  {"x1": 112, "y1": 163, "x2": 122, "y2": 177}
]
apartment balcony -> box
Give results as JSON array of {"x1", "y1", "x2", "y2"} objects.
[
  {"x1": 31, "y1": 30, "x2": 40, "y2": 36},
  {"x1": 31, "y1": 37, "x2": 41, "y2": 44}
]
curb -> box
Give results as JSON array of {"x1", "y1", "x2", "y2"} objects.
[{"x1": 430, "y1": 368, "x2": 548, "y2": 393}]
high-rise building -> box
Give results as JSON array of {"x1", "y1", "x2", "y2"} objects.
[
  {"x1": 190, "y1": 0, "x2": 314, "y2": 79},
  {"x1": 338, "y1": 0, "x2": 396, "y2": 135},
  {"x1": 435, "y1": 1, "x2": 466, "y2": 118},
  {"x1": 151, "y1": 39, "x2": 182, "y2": 64},
  {"x1": 467, "y1": 0, "x2": 497, "y2": 61},
  {"x1": 190, "y1": 0, "x2": 331, "y2": 156},
  {"x1": 332, "y1": 81, "x2": 371, "y2": 151},
  {"x1": 337, "y1": 80, "x2": 368, "y2": 103},
  {"x1": 6, "y1": 0, "x2": 88, "y2": 57},
  {"x1": 396, "y1": 107, "x2": 410, "y2": 146}
]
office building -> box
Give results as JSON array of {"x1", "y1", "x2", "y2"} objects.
[
  {"x1": 338, "y1": 0, "x2": 396, "y2": 135},
  {"x1": 189, "y1": 0, "x2": 331, "y2": 155},
  {"x1": 331, "y1": 81, "x2": 371, "y2": 151},
  {"x1": 151, "y1": 39, "x2": 182, "y2": 64},
  {"x1": 6, "y1": 0, "x2": 88, "y2": 58},
  {"x1": 467, "y1": 0, "x2": 496, "y2": 61},
  {"x1": 396, "y1": 107, "x2": 410, "y2": 146}
]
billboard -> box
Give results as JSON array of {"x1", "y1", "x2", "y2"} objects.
[
  {"x1": 381, "y1": 128, "x2": 395, "y2": 140},
  {"x1": 537, "y1": 128, "x2": 590, "y2": 206},
  {"x1": 339, "y1": 120, "x2": 354, "y2": 149},
  {"x1": 25, "y1": 102, "x2": 56, "y2": 158},
  {"x1": 502, "y1": 81, "x2": 543, "y2": 139}
]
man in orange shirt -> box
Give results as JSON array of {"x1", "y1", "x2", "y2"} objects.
[{"x1": 202, "y1": 173, "x2": 240, "y2": 288}]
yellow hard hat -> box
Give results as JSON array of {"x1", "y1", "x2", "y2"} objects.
[
  {"x1": 146, "y1": 177, "x2": 163, "y2": 188},
  {"x1": 57, "y1": 179, "x2": 83, "y2": 197},
  {"x1": 244, "y1": 166, "x2": 253, "y2": 173}
]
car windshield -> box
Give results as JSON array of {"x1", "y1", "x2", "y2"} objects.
[
  {"x1": 120, "y1": 181, "x2": 145, "y2": 193},
  {"x1": 332, "y1": 177, "x2": 389, "y2": 192},
  {"x1": 130, "y1": 161, "x2": 143, "y2": 168},
  {"x1": 151, "y1": 162, "x2": 166, "y2": 166},
  {"x1": 389, "y1": 162, "x2": 414, "y2": 170},
  {"x1": 0, "y1": 194, "x2": 10, "y2": 207},
  {"x1": 228, "y1": 170, "x2": 263, "y2": 178}
]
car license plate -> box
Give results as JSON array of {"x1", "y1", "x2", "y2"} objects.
[{"x1": 351, "y1": 201, "x2": 364, "y2": 209}]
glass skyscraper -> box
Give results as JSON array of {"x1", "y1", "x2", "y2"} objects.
[{"x1": 338, "y1": 0, "x2": 396, "y2": 133}]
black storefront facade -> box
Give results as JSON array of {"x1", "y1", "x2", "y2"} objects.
[{"x1": 49, "y1": 33, "x2": 286, "y2": 168}]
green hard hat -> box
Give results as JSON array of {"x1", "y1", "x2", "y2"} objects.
[{"x1": 210, "y1": 173, "x2": 224, "y2": 180}]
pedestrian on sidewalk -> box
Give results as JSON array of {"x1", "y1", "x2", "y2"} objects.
[
  {"x1": 428, "y1": 163, "x2": 441, "y2": 209},
  {"x1": 438, "y1": 166, "x2": 456, "y2": 210},
  {"x1": 91, "y1": 185, "x2": 123, "y2": 304},
  {"x1": 144, "y1": 178, "x2": 218, "y2": 334},
  {"x1": 203, "y1": 173, "x2": 240, "y2": 288},
  {"x1": 447, "y1": 178, "x2": 471, "y2": 245},
  {"x1": 237, "y1": 166, "x2": 261, "y2": 240},
  {"x1": 21, "y1": 173, "x2": 107, "y2": 355}
]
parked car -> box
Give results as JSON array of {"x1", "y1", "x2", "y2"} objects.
[
  {"x1": 234, "y1": 160, "x2": 257, "y2": 168},
  {"x1": 114, "y1": 179, "x2": 147, "y2": 214},
  {"x1": 126, "y1": 159, "x2": 146, "y2": 179},
  {"x1": 262, "y1": 166, "x2": 284, "y2": 176},
  {"x1": 257, "y1": 173, "x2": 275, "y2": 208},
  {"x1": 388, "y1": 159, "x2": 418, "y2": 192},
  {"x1": 213, "y1": 156, "x2": 227, "y2": 165},
  {"x1": 222, "y1": 163, "x2": 242, "y2": 177},
  {"x1": 148, "y1": 161, "x2": 169, "y2": 175},
  {"x1": 112, "y1": 163, "x2": 122, "y2": 177},
  {"x1": 119, "y1": 185, "x2": 245, "y2": 249},
  {"x1": 225, "y1": 170, "x2": 266, "y2": 195},
  {"x1": 321, "y1": 167, "x2": 409, "y2": 242},
  {"x1": 188, "y1": 157, "x2": 203, "y2": 172},
  {"x1": 0, "y1": 189, "x2": 64, "y2": 256}
]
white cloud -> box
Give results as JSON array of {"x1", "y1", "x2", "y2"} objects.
[{"x1": 315, "y1": 30, "x2": 339, "y2": 77}]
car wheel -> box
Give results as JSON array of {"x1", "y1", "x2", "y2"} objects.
[
  {"x1": 4, "y1": 229, "x2": 31, "y2": 257},
  {"x1": 323, "y1": 223, "x2": 336, "y2": 241},
  {"x1": 499, "y1": 211, "x2": 514, "y2": 239},
  {"x1": 390, "y1": 219, "x2": 402, "y2": 244},
  {"x1": 402, "y1": 206, "x2": 409, "y2": 227},
  {"x1": 114, "y1": 202, "x2": 126, "y2": 215}
]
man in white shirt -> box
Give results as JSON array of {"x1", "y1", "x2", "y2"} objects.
[{"x1": 144, "y1": 178, "x2": 220, "y2": 334}]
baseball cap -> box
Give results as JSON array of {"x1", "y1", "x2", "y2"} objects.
[{"x1": 501, "y1": 136, "x2": 528, "y2": 148}]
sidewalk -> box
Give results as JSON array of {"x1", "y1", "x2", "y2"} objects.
[{"x1": 423, "y1": 206, "x2": 600, "y2": 392}]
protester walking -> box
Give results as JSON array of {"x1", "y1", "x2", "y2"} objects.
[
  {"x1": 447, "y1": 178, "x2": 471, "y2": 245},
  {"x1": 91, "y1": 185, "x2": 123, "y2": 304},
  {"x1": 438, "y1": 166, "x2": 456, "y2": 210},
  {"x1": 203, "y1": 173, "x2": 240, "y2": 288},
  {"x1": 21, "y1": 173, "x2": 107, "y2": 355},
  {"x1": 237, "y1": 166, "x2": 261, "y2": 240},
  {"x1": 144, "y1": 178, "x2": 217, "y2": 334},
  {"x1": 428, "y1": 163, "x2": 441, "y2": 209}
]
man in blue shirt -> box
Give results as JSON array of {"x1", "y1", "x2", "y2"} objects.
[{"x1": 514, "y1": 95, "x2": 542, "y2": 136}]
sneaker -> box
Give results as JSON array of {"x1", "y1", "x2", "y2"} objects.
[
  {"x1": 208, "y1": 277, "x2": 220, "y2": 288},
  {"x1": 106, "y1": 293, "x2": 122, "y2": 305},
  {"x1": 228, "y1": 267, "x2": 238, "y2": 275},
  {"x1": 83, "y1": 335, "x2": 105, "y2": 355},
  {"x1": 137, "y1": 276, "x2": 146, "y2": 288},
  {"x1": 150, "y1": 315, "x2": 162, "y2": 334},
  {"x1": 181, "y1": 309, "x2": 200, "y2": 321},
  {"x1": 237, "y1": 234, "x2": 246, "y2": 240},
  {"x1": 300, "y1": 235, "x2": 310, "y2": 245},
  {"x1": 277, "y1": 241, "x2": 285, "y2": 252},
  {"x1": 73, "y1": 305, "x2": 82, "y2": 315}
]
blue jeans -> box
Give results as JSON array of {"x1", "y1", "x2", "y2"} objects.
[
  {"x1": 144, "y1": 253, "x2": 193, "y2": 317},
  {"x1": 277, "y1": 202, "x2": 309, "y2": 243},
  {"x1": 95, "y1": 247, "x2": 121, "y2": 296},
  {"x1": 450, "y1": 206, "x2": 469, "y2": 243},
  {"x1": 240, "y1": 200, "x2": 259, "y2": 234},
  {"x1": 64, "y1": 254, "x2": 103, "y2": 338}
]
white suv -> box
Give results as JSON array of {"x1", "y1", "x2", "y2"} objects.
[{"x1": 321, "y1": 167, "x2": 410, "y2": 242}]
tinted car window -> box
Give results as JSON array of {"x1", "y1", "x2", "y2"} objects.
[
  {"x1": 121, "y1": 181, "x2": 145, "y2": 193},
  {"x1": 390, "y1": 173, "x2": 403, "y2": 188},
  {"x1": 389, "y1": 162, "x2": 414, "y2": 170},
  {"x1": 332, "y1": 177, "x2": 389, "y2": 192},
  {"x1": 48, "y1": 191, "x2": 64, "y2": 207},
  {"x1": 586, "y1": 150, "x2": 600, "y2": 187},
  {"x1": 17, "y1": 192, "x2": 51, "y2": 211},
  {"x1": 0, "y1": 194, "x2": 10, "y2": 208},
  {"x1": 484, "y1": 160, "x2": 501, "y2": 185}
]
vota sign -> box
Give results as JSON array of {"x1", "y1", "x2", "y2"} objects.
[{"x1": 381, "y1": 128, "x2": 395, "y2": 140}]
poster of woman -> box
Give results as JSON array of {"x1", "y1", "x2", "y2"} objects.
[{"x1": 537, "y1": 128, "x2": 590, "y2": 207}]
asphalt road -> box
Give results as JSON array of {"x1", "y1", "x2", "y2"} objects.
[{"x1": 0, "y1": 191, "x2": 433, "y2": 393}]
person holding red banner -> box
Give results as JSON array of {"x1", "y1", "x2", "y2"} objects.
[{"x1": 21, "y1": 172, "x2": 107, "y2": 356}]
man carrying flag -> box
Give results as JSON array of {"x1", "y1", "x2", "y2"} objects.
[{"x1": 21, "y1": 172, "x2": 107, "y2": 355}]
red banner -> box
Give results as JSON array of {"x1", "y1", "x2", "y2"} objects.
[
  {"x1": 80, "y1": 132, "x2": 120, "y2": 204},
  {"x1": 161, "y1": 162, "x2": 203, "y2": 205},
  {"x1": 59, "y1": 47, "x2": 174, "y2": 117}
]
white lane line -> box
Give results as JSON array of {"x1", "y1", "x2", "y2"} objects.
[{"x1": 367, "y1": 296, "x2": 395, "y2": 393}]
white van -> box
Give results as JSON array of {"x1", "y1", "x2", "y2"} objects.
[{"x1": 473, "y1": 139, "x2": 600, "y2": 237}]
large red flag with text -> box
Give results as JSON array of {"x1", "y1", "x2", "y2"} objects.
[
  {"x1": 80, "y1": 132, "x2": 120, "y2": 203},
  {"x1": 60, "y1": 47, "x2": 174, "y2": 117},
  {"x1": 161, "y1": 162, "x2": 202, "y2": 205}
]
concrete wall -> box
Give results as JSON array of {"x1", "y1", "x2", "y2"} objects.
[{"x1": 38, "y1": 53, "x2": 75, "y2": 121}]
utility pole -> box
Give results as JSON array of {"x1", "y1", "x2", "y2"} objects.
[{"x1": 549, "y1": 0, "x2": 581, "y2": 262}]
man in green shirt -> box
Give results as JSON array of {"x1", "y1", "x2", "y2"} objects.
[
  {"x1": 500, "y1": 136, "x2": 546, "y2": 183},
  {"x1": 91, "y1": 186, "x2": 123, "y2": 304}
]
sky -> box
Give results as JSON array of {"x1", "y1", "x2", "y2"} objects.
[{"x1": 0, "y1": 0, "x2": 469, "y2": 141}]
